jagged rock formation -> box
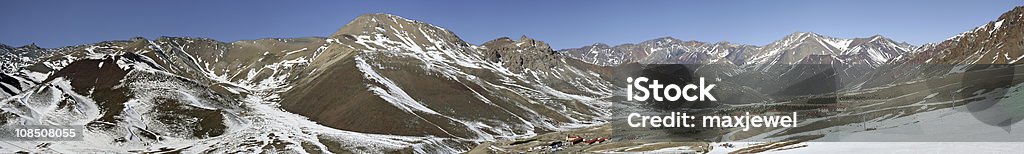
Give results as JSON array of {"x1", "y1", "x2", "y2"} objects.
[{"x1": 480, "y1": 36, "x2": 559, "y2": 72}]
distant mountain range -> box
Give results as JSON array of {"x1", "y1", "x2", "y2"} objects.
[{"x1": 560, "y1": 32, "x2": 916, "y2": 67}]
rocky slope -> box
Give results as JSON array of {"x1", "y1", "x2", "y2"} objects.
[
  {"x1": 281, "y1": 14, "x2": 613, "y2": 141},
  {"x1": 855, "y1": 6, "x2": 1024, "y2": 88}
]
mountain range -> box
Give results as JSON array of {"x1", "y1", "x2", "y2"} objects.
[{"x1": 0, "y1": 6, "x2": 1022, "y2": 153}]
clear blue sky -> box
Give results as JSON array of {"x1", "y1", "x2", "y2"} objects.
[{"x1": 1, "y1": 0, "x2": 1021, "y2": 49}]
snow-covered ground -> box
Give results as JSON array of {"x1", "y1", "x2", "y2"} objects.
[
  {"x1": 767, "y1": 142, "x2": 1021, "y2": 153},
  {"x1": 709, "y1": 84, "x2": 1024, "y2": 153},
  {"x1": 709, "y1": 142, "x2": 1022, "y2": 153}
]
